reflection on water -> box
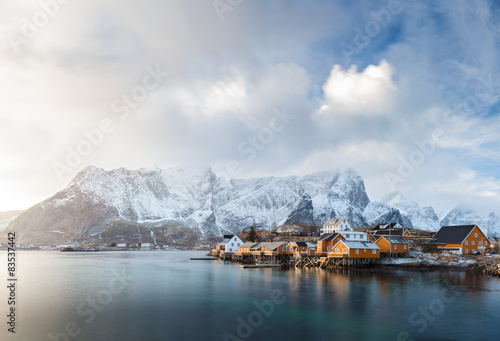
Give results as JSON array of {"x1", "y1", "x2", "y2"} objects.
[{"x1": 0, "y1": 251, "x2": 498, "y2": 341}]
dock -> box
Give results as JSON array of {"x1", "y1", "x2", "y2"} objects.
[
  {"x1": 190, "y1": 257, "x2": 218, "y2": 260},
  {"x1": 240, "y1": 264, "x2": 282, "y2": 268}
]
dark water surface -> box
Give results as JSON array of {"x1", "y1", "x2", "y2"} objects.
[{"x1": 1, "y1": 251, "x2": 499, "y2": 341}]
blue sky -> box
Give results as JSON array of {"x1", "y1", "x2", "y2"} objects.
[{"x1": 0, "y1": 0, "x2": 499, "y2": 217}]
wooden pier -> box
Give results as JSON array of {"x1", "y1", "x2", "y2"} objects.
[{"x1": 210, "y1": 250, "x2": 378, "y2": 269}]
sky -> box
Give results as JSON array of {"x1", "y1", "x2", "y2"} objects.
[{"x1": 0, "y1": 0, "x2": 500, "y2": 218}]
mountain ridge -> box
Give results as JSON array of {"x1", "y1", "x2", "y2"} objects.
[{"x1": 2, "y1": 166, "x2": 499, "y2": 245}]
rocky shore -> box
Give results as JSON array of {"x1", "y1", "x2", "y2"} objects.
[{"x1": 376, "y1": 251, "x2": 500, "y2": 277}]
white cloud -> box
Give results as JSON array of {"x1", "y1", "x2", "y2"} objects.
[{"x1": 318, "y1": 60, "x2": 396, "y2": 116}]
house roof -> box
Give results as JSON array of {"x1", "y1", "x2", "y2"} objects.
[
  {"x1": 323, "y1": 218, "x2": 349, "y2": 226},
  {"x1": 223, "y1": 234, "x2": 234, "y2": 239},
  {"x1": 338, "y1": 231, "x2": 368, "y2": 240},
  {"x1": 318, "y1": 233, "x2": 339, "y2": 241},
  {"x1": 250, "y1": 242, "x2": 286, "y2": 251},
  {"x1": 306, "y1": 242, "x2": 317, "y2": 248},
  {"x1": 378, "y1": 236, "x2": 409, "y2": 244},
  {"x1": 239, "y1": 242, "x2": 258, "y2": 248},
  {"x1": 293, "y1": 241, "x2": 308, "y2": 247},
  {"x1": 335, "y1": 240, "x2": 380, "y2": 250},
  {"x1": 371, "y1": 229, "x2": 403, "y2": 236},
  {"x1": 432, "y1": 225, "x2": 480, "y2": 244}
]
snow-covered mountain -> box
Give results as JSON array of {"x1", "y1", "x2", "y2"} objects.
[
  {"x1": 440, "y1": 205, "x2": 500, "y2": 237},
  {"x1": 376, "y1": 192, "x2": 440, "y2": 231},
  {"x1": 3, "y1": 166, "x2": 498, "y2": 245}
]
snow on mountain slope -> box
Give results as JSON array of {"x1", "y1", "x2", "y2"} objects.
[
  {"x1": 376, "y1": 192, "x2": 440, "y2": 231},
  {"x1": 5, "y1": 165, "x2": 498, "y2": 245},
  {"x1": 441, "y1": 205, "x2": 500, "y2": 237},
  {"x1": 312, "y1": 169, "x2": 370, "y2": 227},
  {"x1": 363, "y1": 201, "x2": 404, "y2": 226}
]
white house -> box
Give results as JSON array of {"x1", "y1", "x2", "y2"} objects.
[
  {"x1": 223, "y1": 235, "x2": 244, "y2": 253},
  {"x1": 117, "y1": 243, "x2": 127, "y2": 248},
  {"x1": 141, "y1": 243, "x2": 151, "y2": 248},
  {"x1": 321, "y1": 218, "x2": 352, "y2": 235}
]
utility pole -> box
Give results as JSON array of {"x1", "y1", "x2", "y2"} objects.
[{"x1": 389, "y1": 222, "x2": 392, "y2": 259}]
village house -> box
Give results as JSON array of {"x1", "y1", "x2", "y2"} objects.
[
  {"x1": 286, "y1": 241, "x2": 309, "y2": 255},
  {"x1": 250, "y1": 242, "x2": 287, "y2": 256},
  {"x1": 116, "y1": 243, "x2": 127, "y2": 248},
  {"x1": 221, "y1": 235, "x2": 244, "y2": 253},
  {"x1": 236, "y1": 242, "x2": 258, "y2": 255},
  {"x1": 375, "y1": 236, "x2": 409, "y2": 255},
  {"x1": 328, "y1": 240, "x2": 380, "y2": 258},
  {"x1": 306, "y1": 242, "x2": 317, "y2": 256},
  {"x1": 431, "y1": 225, "x2": 490, "y2": 255},
  {"x1": 321, "y1": 218, "x2": 351, "y2": 235},
  {"x1": 317, "y1": 233, "x2": 343, "y2": 255}
]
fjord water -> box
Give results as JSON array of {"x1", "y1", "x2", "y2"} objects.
[{"x1": 1, "y1": 251, "x2": 499, "y2": 341}]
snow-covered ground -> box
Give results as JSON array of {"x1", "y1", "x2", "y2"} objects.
[{"x1": 379, "y1": 251, "x2": 476, "y2": 267}]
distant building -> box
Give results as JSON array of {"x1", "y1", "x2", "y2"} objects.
[
  {"x1": 141, "y1": 243, "x2": 151, "y2": 248},
  {"x1": 276, "y1": 226, "x2": 302, "y2": 235},
  {"x1": 321, "y1": 218, "x2": 351, "y2": 235},
  {"x1": 431, "y1": 225, "x2": 490, "y2": 255},
  {"x1": 117, "y1": 243, "x2": 127, "y2": 248}
]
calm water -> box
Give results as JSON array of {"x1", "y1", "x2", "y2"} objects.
[{"x1": 1, "y1": 251, "x2": 499, "y2": 341}]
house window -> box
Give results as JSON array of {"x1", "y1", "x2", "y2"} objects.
[
  {"x1": 232, "y1": 243, "x2": 234, "y2": 246},
  {"x1": 343, "y1": 248, "x2": 347, "y2": 254},
  {"x1": 474, "y1": 233, "x2": 478, "y2": 237},
  {"x1": 404, "y1": 245, "x2": 407, "y2": 250},
  {"x1": 471, "y1": 241, "x2": 475, "y2": 245},
  {"x1": 465, "y1": 241, "x2": 468, "y2": 245},
  {"x1": 465, "y1": 249, "x2": 469, "y2": 254},
  {"x1": 393, "y1": 244, "x2": 397, "y2": 249},
  {"x1": 356, "y1": 249, "x2": 359, "y2": 254},
  {"x1": 372, "y1": 249, "x2": 376, "y2": 254},
  {"x1": 485, "y1": 241, "x2": 489, "y2": 246},
  {"x1": 237, "y1": 243, "x2": 240, "y2": 246},
  {"x1": 478, "y1": 241, "x2": 482, "y2": 246},
  {"x1": 472, "y1": 249, "x2": 476, "y2": 253},
  {"x1": 335, "y1": 248, "x2": 338, "y2": 253},
  {"x1": 327, "y1": 247, "x2": 331, "y2": 252},
  {"x1": 282, "y1": 247, "x2": 286, "y2": 252}
]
